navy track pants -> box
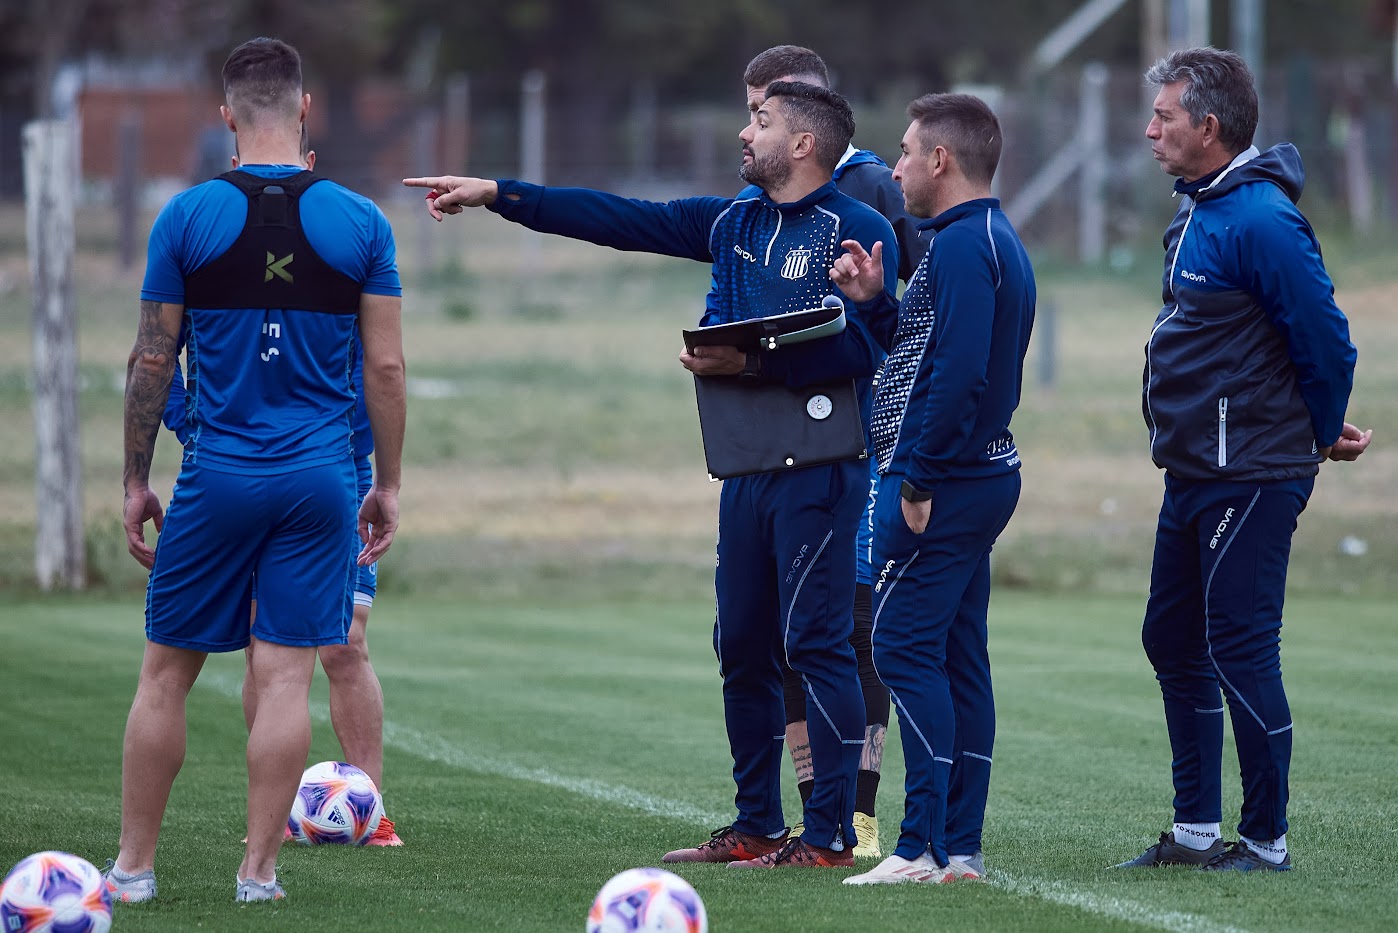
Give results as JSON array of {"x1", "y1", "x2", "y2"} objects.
[
  {"x1": 714, "y1": 460, "x2": 867, "y2": 850},
  {"x1": 870, "y1": 470, "x2": 1020, "y2": 865},
  {"x1": 1143, "y1": 474, "x2": 1312, "y2": 843}
]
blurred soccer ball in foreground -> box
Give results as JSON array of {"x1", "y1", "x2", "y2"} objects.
[
  {"x1": 0, "y1": 851, "x2": 112, "y2": 933},
  {"x1": 586, "y1": 867, "x2": 707, "y2": 933},
  {"x1": 288, "y1": 760, "x2": 384, "y2": 845}
]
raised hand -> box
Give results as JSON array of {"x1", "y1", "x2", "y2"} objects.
[
  {"x1": 829, "y1": 239, "x2": 885, "y2": 304},
  {"x1": 401, "y1": 176, "x2": 500, "y2": 221}
]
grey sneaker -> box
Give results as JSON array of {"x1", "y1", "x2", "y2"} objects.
[
  {"x1": 102, "y1": 860, "x2": 156, "y2": 904},
  {"x1": 1112, "y1": 832, "x2": 1227, "y2": 868},
  {"x1": 235, "y1": 876, "x2": 286, "y2": 902},
  {"x1": 1200, "y1": 840, "x2": 1292, "y2": 872},
  {"x1": 949, "y1": 851, "x2": 984, "y2": 880}
]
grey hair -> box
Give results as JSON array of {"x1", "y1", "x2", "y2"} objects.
[{"x1": 1145, "y1": 47, "x2": 1257, "y2": 153}]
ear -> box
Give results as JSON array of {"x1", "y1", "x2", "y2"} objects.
[
  {"x1": 791, "y1": 131, "x2": 816, "y2": 162},
  {"x1": 930, "y1": 145, "x2": 951, "y2": 178},
  {"x1": 305, "y1": 150, "x2": 316, "y2": 171},
  {"x1": 1201, "y1": 113, "x2": 1221, "y2": 148},
  {"x1": 300, "y1": 93, "x2": 311, "y2": 121},
  {"x1": 220, "y1": 104, "x2": 236, "y2": 133}
]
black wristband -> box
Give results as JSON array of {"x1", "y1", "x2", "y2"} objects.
[{"x1": 900, "y1": 480, "x2": 932, "y2": 503}]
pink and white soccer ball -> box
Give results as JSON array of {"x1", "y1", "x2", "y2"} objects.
[
  {"x1": 586, "y1": 867, "x2": 707, "y2": 933},
  {"x1": 287, "y1": 760, "x2": 384, "y2": 845},
  {"x1": 0, "y1": 851, "x2": 112, "y2": 933}
]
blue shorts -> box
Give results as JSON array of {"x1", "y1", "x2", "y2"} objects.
[
  {"x1": 146, "y1": 460, "x2": 356, "y2": 651},
  {"x1": 247, "y1": 456, "x2": 377, "y2": 609}
]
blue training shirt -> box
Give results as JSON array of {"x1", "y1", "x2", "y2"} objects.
[
  {"x1": 165, "y1": 337, "x2": 374, "y2": 458},
  {"x1": 142, "y1": 165, "x2": 398, "y2": 474}
]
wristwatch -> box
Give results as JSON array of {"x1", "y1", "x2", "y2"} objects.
[
  {"x1": 739, "y1": 352, "x2": 762, "y2": 384},
  {"x1": 900, "y1": 480, "x2": 933, "y2": 503}
]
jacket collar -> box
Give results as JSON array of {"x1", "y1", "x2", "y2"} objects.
[
  {"x1": 758, "y1": 180, "x2": 840, "y2": 211},
  {"x1": 917, "y1": 197, "x2": 1000, "y2": 233}
]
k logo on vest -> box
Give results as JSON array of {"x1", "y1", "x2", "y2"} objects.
[
  {"x1": 780, "y1": 247, "x2": 812, "y2": 280},
  {"x1": 265, "y1": 251, "x2": 294, "y2": 283}
]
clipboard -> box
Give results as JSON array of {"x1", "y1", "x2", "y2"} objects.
[
  {"x1": 684, "y1": 297, "x2": 867, "y2": 481},
  {"x1": 682, "y1": 298, "x2": 847, "y2": 353}
]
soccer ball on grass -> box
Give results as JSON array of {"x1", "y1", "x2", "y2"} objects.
[
  {"x1": 586, "y1": 867, "x2": 707, "y2": 933},
  {"x1": 0, "y1": 851, "x2": 112, "y2": 933},
  {"x1": 287, "y1": 760, "x2": 384, "y2": 845}
]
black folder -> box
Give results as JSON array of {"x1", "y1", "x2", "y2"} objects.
[{"x1": 683, "y1": 301, "x2": 867, "y2": 481}]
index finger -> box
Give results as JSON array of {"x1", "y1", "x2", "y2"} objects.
[
  {"x1": 403, "y1": 176, "x2": 454, "y2": 190},
  {"x1": 839, "y1": 239, "x2": 870, "y2": 263}
]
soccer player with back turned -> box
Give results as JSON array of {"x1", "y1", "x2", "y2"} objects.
[{"x1": 106, "y1": 37, "x2": 405, "y2": 903}]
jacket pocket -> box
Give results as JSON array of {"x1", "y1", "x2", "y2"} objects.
[{"x1": 1217, "y1": 397, "x2": 1229, "y2": 468}]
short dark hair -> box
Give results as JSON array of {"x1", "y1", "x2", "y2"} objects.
[
  {"x1": 764, "y1": 80, "x2": 855, "y2": 173},
  {"x1": 907, "y1": 93, "x2": 1002, "y2": 186},
  {"x1": 222, "y1": 37, "x2": 303, "y2": 125},
  {"x1": 744, "y1": 46, "x2": 829, "y2": 89},
  {"x1": 1145, "y1": 47, "x2": 1258, "y2": 153}
]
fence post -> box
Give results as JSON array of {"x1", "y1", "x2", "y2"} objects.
[
  {"x1": 520, "y1": 70, "x2": 547, "y2": 277},
  {"x1": 23, "y1": 119, "x2": 85, "y2": 591},
  {"x1": 1079, "y1": 63, "x2": 1109, "y2": 265}
]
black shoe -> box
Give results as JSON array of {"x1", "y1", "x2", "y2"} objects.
[
  {"x1": 1200, "y1": 840, "x2": 1292, "y2": 872},
  {"x1": 1111, "y1": 831, "x2": 1227, "y2": 868}
]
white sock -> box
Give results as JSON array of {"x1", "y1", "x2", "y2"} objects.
[
  {"x1": 766, "y1": 829, "x2": 787, "y2": 839},
  {"x1": 950, "y1": 854, "x2": 974, "y2": 862},
  {"x1": 1241, "y1": 834, "x2": 1287, "y2": 864},
  {"x1": 1172, "y1": 822, "x2": 1221, "y2": 850}
]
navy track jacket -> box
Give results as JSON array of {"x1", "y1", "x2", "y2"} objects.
[
  {"x1": 489, "y1": 179, "x2": 899, "y2": 391},
  {"x1": 1144, "y1": 144, "x2": 1356, "y2": 481},
  {"x1": 862, "y1": 198, "x2": 1036, "y2": 489}
]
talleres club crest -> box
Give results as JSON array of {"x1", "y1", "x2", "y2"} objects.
[{"x1": 781, "y1": 247, "x2": 812, "y2": 280}]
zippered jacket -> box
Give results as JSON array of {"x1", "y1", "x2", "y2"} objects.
[
  {"x1": 489, "y1": 179, "x2": 899, "y2": 391},
  {"x1": 861, "y1": 198, "x2": 1036, "y2": 489},
  {"x1": 1143, "y1": 144, "x2": 1356, "y2": 481}
]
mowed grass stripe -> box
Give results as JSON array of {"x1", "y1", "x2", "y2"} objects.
[{"x1": 3, "y1": 594, "x2": 1395, "y2": 932}]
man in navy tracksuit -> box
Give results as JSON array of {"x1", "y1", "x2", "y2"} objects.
[
  {"x1": 1114, "y1": 48, "x2": 1369, "y2": 873},
  {"x1": 736, "y1": 45, "x2": 930, "y2": 861},
  {"x1": 832, "y1": 94, "x2": 1035, "y2": 885},
  {"x1": 406, "y1": 81, "x2": 899, "y2": 868}
]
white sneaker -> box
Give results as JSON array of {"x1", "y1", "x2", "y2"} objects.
[
  {"x1": 949, "y1": 852, "x2": 984, "y2": 881},
  {"x1": 102, "y1": 860, "x2": 156, "y2": 904},
  {"x1": 235, "y1": 876, "x2": 286, "y2": 902},
  {"x1": 843, "y1": 853, "x2": 954, "y2": 885}
]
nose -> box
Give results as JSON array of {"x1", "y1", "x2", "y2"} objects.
[
  {"x1": 739, "y1": 124, "x2": 754, "y2": 145},
  {"x1": 891, "y1": 156, "x2": 905, "y2": 182},
  {"x1": 1146, "y1": 117, "x2": 1161, "y2": 140}
]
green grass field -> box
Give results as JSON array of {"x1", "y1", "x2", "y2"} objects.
[
  {"x1": 2, "y1": 205, "x2": 1397, "y2": 930},
  {"x1": 3, "y1": 591, "x2": 1396, "y2": 932}
]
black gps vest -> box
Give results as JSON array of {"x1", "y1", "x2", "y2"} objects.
[{"x1": 183, "y1": 170, "x2": 361, "y2": 314}]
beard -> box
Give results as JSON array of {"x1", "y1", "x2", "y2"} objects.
[{"x1": 739, "y1": 147, "x2": 792, "y2": 192}]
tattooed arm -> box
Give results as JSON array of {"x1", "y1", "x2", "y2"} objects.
[{"x1": 123, "y1": 299, "x2": 184, "y2": 568}]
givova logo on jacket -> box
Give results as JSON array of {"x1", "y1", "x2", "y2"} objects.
[{"x1": 781, "y1": 247, "x2": 812, "y2": 280}]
